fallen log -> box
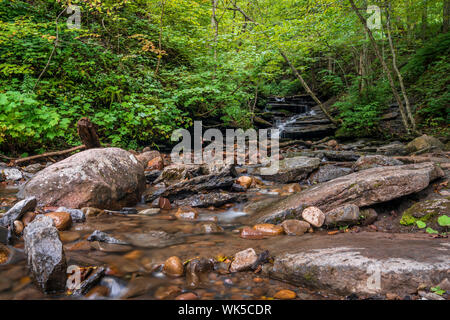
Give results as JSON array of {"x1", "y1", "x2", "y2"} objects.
[{"x1": 13, "y1": 145, "x2": 86, "y2": 165}]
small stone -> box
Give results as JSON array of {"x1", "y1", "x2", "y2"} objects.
[
  {"x1": 386, "y1": 292, "x2": 401, "y2": 300},
  {"x1": 253, "y1": 277, "x2": 264, "y2": 283},
  {"x1": 1, "y1": 168, "x2": 23, "y2": 181},
  {"x1": 147, "y1": 156, "x2": 164, "y2": 171},
  {"x1": 159, "y1": 197, "x2": 171, "y2": 210},
  {"x1": 81, "y1": 207, "x2": 105, "y2": 217},
  {"x1": 154, "y1": 285, "x2": 182, "y2": 300},
  {"x1": 274, "y1": 289, "x2": 296, "y2": 300},
  {"x1": 58, "y1": 231, "x2": 80, "y2": 243},
  {"x1": 175, "y1": 292, "x2": 198, "y2": 300},
  {"x1": 44, "y1": 212, "x2": 72, "y2": 231},
  {"x1": 281, "y1": 183, "x2": 302, "y2": 193},
  {"x1": 236, "y1": 176, "x2": 253, "y2": 189},
  {"x1": 0, "y1": 244, "x2": 10, "y2": 264},
  {"x1": 124, "y1": 250, "x2": 143, "y2": 260},
  {"x1": 175, "y1": 207, "x2": 198, "y2": 220},
  {"x1": 55, "y1": 207, "x2": 85, "y2": 223},
  {"x1": 280, "y1": 220, "x2": 310, "y2": 236},
  {"x1": 230, "y1": 248, "x2": 258, "y2": 272},
  {"x1": 21, "y1": 211, "x2": 36, "y2": 226},
  {"x1": 240, "y1": 227, "x2": 265, "y2": 240},
  {"x1": 138, "y1": 208, "x2": 160, "y2": 216},
  {"x1": 302, "y1": 206, "x2": 325, "y2": 227},
  {"x1": 163, "y1": 256, "x2": 184, "y2": 277},
  {"x1": 327, "y1": 139, "x2": 338, "y2": 147},
  {"x1": 200, "y1": 223, "x2": 224, "y2": 234},
  {"x1": 14, "y1": 220, "x2": 24, "y2": 235},
  {"x1": 253, "y1": 224, "x2": 284, "y2": 236}
]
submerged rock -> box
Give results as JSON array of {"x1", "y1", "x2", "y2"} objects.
[
  {"x1": 254, "y1": 156, "x2": 320, "y2": 183},
  {"x1": 23, "y1": 215, "x2": 67, "y2": 293},
  {"x1": 123, "y1": 231, "x2": 182, "y2": 248},
  {"x1": 19, "y1": 148, "x2": 146, "y2": 210},
  {"x1": 174, "y1": 192, "x2": 246, "y2": 208},
  {"x1": 250, "y1": 162, "x2": 444, "y2": 224},
  {"x1": 87, "y1": 230, "x2": 128, "y2": 245}
]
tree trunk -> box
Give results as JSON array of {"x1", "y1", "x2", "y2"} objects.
[
  {"x1": 155, "y1": 0, "x2": 166, "y2": 76},
  {"x1": 444, "y1": 0, "x2": 450, "y2": 33},
  {"x1": 348, "y1": 0, "x2": 411, "y2": 134},
  {"x1": 77, "y1": 117, "x2": 101, "y2": 149},
  {"x1": 385, "y1": 2, "x2": 417, "y2": 131},
  {"x1": 421, "y1": 0, "x2": 428, "y2": 38},
  {"x1": 211, "y1": 0, "x2": 219, "y2": 79}
]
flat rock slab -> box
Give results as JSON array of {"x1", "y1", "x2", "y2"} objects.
[
  {"x1": 267, "y1": 232, "x2": 450, "y2": 296},
  {"x1": 250, "y1": 162, "x2": 444, "y2": 224}
]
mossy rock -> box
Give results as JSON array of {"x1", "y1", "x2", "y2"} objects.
[{"x1": 400, "y1": 198, "x2": 450, "y2": 232}]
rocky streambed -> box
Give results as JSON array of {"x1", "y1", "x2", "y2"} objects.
[{"x1": 0, "y1": 134, "x2": 449, "y2": 300}]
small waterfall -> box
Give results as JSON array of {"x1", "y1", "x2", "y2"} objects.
[{"x1": 273, "y1": 109, "x2": 316, "y2": 139}]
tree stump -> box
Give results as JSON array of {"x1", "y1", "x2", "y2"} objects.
[{"x1": 77, "y1": 117, "x2": 101, "y2": 149}]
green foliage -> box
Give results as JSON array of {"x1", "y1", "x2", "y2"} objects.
[
  {"x1": 431, "y1": 286, "x2": 446, "y2": 296},
  {"x1": 333, "y1": 79, "x2": 391, "y2": 137},
  {"x1": 415, "y1": 220, "x2": 427, "y2": 229},
  {"x1": 437, "y1": 215, "x2": 450, "y2": 227}
]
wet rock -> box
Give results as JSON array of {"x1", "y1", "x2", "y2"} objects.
[
  {"x1": 236, "y1": 176, "x2": 253, "y2": 189},
  {"x1": 359, "y1": 208, "x2": 378, "y2": 226},
  {"x1": 158, "y1": 197, "x2": 172, "y2": 209},
  {"x1": 280, "y1": 220, "x2": 310, "y2": 236},
  {"x1": 185, "y1": 258, "x2": 214, "y2": 288},
  {"x1": 124, "y1": 231, "x2": 181, "y2": 248},
  {"x1": 153, "y1": 164, "x2": 208, "y2": 185},
  {"x1": 87, "y1": 230, "x2": 128, "y2": 245},
  {"x1": 254, "y1": 157, "x2": 320, "y2": 183},
  {"x1": 302, "y1": 207, "x2": 325, "y2": 227},
  {"x1": 309, "y1": 165, "x2": 352, "y2": 184},
  {"x1": 55, "y1": 207, "x2": 85, "y2": 223},
  {"x1": 163, "y1": 256, "x2": 184, "y2": 277},
  {"x1": 174, "y1": 192, "x2": 246, "y2": 208},
  {"x1": 138, "y1": 208, "x2": 160, "y2": 216},
  {"x1": 146, "y1": 165, "x2": 236, "y2": 202},
  {"x1": 252, "y1": 162, "x2": 444, "y2": 224},
  {"x1": 377, "y1": 142, "x2": 408, "y2": 156},
  {"x1": 240, "y1": 227, "x2": 265, "y2": 240},
  {"x1": 352, "y1": 155, "x2": 403, "y2": 171},
  {"x1": 407, "y1": 135, "x2": 445, "y2": 153},
  {"x1": 418, "y1": 291, "x2": 445, "y2": 300},
  {"x1": 0, "y1": 168, "x2": 23, "y2": 181},
  {"x1": 20, "y1": 148, "x2": 146, "y2": 210},
  {"x1": 324, "y1": 204, "x2": 360, "y2": 226},
  {"x1": 253, "y1": 224, "x2": 284, "y2": 236},
  {"x1": 0, "y1": 244, "x2": 10, "y2": 264},
  {"x1": 230, "y1": 248, "x2": 258, "y2": 272},
  {"x1": 81, "y1": 207, "x2": 105, "y2": 217},
  {"x1": 0, "y1": 197, "x2": 37, "y2": 228},
  {"x1": 175, "y1": 292, "x2": 198, "y2": 300},
  {"x1": 136, "y1": 150, "x2": 161, "y2": 168},
  {"x1": 274, "y1": 289, "x2": 296, "y2": 300},
  {"x1": 13, "y1": 220, "x2": 24, "y2": 235},
  {"x1": 199, "y1": 223, "x2": 224, "y2": 234},
  {"x1": 44, "y1": 212, "x2": 72, "y2": 231},
  {"x1": 154, "y1": 285, "x2": 182, "y2": 300},
  {"x1": 21, "y1": 211, "x2": 36, "y2": 226},
  {"x1": 147, "y1": 155, "x2": 164, "y2": 171},
  {"x1": 22, "y1": 163, "x2": 44, "y2": 174},
  {"x1": 437, "y1": 278, "x2": 450, "y2": 292},
  {"x1": 145, "y1": 170, "x2": 162, "y2": 183},
  {"x1": 58, "y1": 231, "x2": 80, "y2": 242},
  {"x1": 175, "y1": 206, "x2": 198, "y2": 220},
  {"x1": 23, "y1": 215, "x2": 67, "y2": 293}
]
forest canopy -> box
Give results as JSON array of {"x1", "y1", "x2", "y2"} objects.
[{"x1": 0, "y1": 0, "x2": 449, "y2": 155}]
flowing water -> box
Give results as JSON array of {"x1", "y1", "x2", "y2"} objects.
[{"x1": 0, "y1": 183, "x2": 335, "y2": 300}]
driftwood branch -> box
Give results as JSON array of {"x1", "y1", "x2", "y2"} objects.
[{"x1": 13, "y1": 145, "x2": 86, "y2": 165}]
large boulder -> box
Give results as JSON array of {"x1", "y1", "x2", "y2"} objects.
[
  {"x1": 254, "y1": 156, "x2": 320, "y2": 183},
  {"x1": 406, "y1": 135, "x2": 445, "y2": 153},
  {"x1": 249, "y1": 162, "x2": 444, "y2": 224},
  {"x1": 19, "y1": 148, "x2": 145, "y2": 210},
  {"x1": 23, "y1": 215, "x2": 67, "y2": 293}
]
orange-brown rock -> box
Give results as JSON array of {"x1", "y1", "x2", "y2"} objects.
[
  {"x1": 44, "y1": 212, "x2": 72, "y2": 231},
  {"x1": 253, "y1": 223, "x2": 284, "y2": 236},
  {"x1": 163, "y1": 256, "x2": 184, "y2": 277}
]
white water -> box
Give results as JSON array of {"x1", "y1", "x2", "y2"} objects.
[{"x1": 273, "y1": 109, "x2": 316, "y2": 139}]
